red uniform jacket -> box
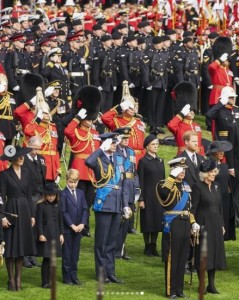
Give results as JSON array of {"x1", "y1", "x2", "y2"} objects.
[
  {"x1": 24, "y1": 120, "x2": 61, "y2": 180},
  {"x1": 101, "y1": 108, "x2": 146, "y2": 166},
  {"x1": 64, "y1": 118, "x2": 100, "y2": 181},
  {"x1": 208, "y1": 61, "x2": 233, "y2": 105},
  {"x1": 0, "y1": 132, "x2": 8, "y2": 171},
  {"x1": 167, "y1": 114, "x2": 205, "y2": 155}
]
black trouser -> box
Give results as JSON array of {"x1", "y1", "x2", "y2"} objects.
[
  {"x1": 164, "y1": 218, "x2": 191, "y2": 296},
  {"x1": 146, "y1": 88, "x2": 166, "y2": 128},
  {"x1": 101, "y1": 91, "x2": 113, "y2": 113},
  {"x1": 94, "y1": 212, "x2": 121, "y2": 279},
  {"x1": 41, "y1": 258, "x2": 50, "y2": 286}
]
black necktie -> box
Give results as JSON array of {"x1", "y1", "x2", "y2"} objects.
[
  {"x1": 72, "y1": 190, "x2": 77, "y2": 203},
  {"x1": 109, "y1": 155, "x2": 113, "y2": 164}
]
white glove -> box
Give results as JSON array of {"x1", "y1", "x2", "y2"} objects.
[
  {"x1": 192, "y1": 222, "x2": 200, "y2": 233},
  {"x1": 13, "y1": 85, "x2": 20, "y2": 91},
  {"x1": 129, "y1": 83, "x2": 135, "y2": 88},
  {"x1": 113, "y1": 86, "x2": 117, "y2": 91},
  {"x1": 134, "y1": 194, "x2": 140, "y2": 202},
  {"x1": 36, "y1": 109, "x2": 44, "y2": 120},
  {"x1": 85, "y1": 64, "x2": 89, "y2": 71},
  {"x1": 146, "y1": 86, "x2": 152, "y2": 91},
  {"x1": 44, "y1": 86, "x2": 55, "y2": 97},
  {"x1": 98, "y1": 86, "x2": 103, "y2": 91},
  {"x1": 220, "y1": 96, "x2": 229, "y2": 106},
  {"x1": 30, "y1": 96, "x2": 37, "y2": 106},
  {"x1": 181, "y1": 104, "x2": 191, "y2": 116},
  {"x1": 219, "y1": 53, "x2": 228, "y2": 62},
  {"x1": 234, "y1": 77, "x2": 239, "y2": 85},
  {"x1": 120, "y1": 100, "x2": 133, "y2": 111},
  {"x1": 123, "y1": 207, "x2": 132, "y2": 219},
  {"x1": 55, "y1": 175, "x2": 60, "y2": 184},
  {"x1": 100, "y1": 138, "x2": 112, "y2": 151},
  {"x1": 208, "y1": 85, "x2": 213, "y2": 89},
  {"x1": 77, "y1": 108, "x2": 87, "y2": 120},
  {"x1": 170, "y1": 166, "x2": 184, "y2": 178},
  {"x1": 116, "y1": 134, "x2": 124, "y2": 145}
]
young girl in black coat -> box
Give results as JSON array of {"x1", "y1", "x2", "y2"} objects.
[{"x1": 36, "y1": 183, "x2": 64, "y2": 288}]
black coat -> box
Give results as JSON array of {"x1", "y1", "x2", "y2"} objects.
[
  {"x1": 36, "y1": 200, "x2": 64, "y2": 257},
  {"x1": 137, "y1": 153, "x2": 165, "y2": 232},
  {"x1": 0, "y1": 166, "x2": 36, "y2": 257},
  {"x1": 191, "y1": 181, "x2": 227, "y2": 270}
]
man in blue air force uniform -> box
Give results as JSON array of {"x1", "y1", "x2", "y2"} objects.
[{"x1": 85, "y1": 132, "x2": 131, "y2": 284}]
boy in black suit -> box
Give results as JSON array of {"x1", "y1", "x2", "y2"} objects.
[{"x1": 61, "y1": 169, "x2": 88, "y2": 285}]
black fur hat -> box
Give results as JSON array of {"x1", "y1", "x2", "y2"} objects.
[
  {"x1": 20, "y1": 73, "x2": 45, "y2": 102},
  {"x1": 212, "y1": 36, "x2": 232, "y2": 60},
  {"x1": 73, "y1": 85, "x2": 102, "y2": 120},
  {"x1": 173, "y1": 81, "x2": 197, "y2": 113}
]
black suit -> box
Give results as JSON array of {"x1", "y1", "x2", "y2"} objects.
[{"x1": 177, "y1": 150, "x2": 204, "y2": 188}]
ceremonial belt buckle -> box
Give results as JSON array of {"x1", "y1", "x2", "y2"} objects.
[
  {"x1": 17, "y1": 69, "x2": 30, "y2": 74},
  {"x1": 190, "y1": 70, "x2": 198, "y2": 75},
  {"x1": 105, "y1": 184, "x2": 120, "y2": 190},
  {"x1": 124, "y1": 172, "x2": 134, "y2": 179},
  {"x1": 70, "y1": 72, "x2": 84, "y2": 77}
]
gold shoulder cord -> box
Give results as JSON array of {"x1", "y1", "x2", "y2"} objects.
[
  {"x1": 88, "y1": 158, "x2": 114, "y2": 188},
  {"x1": 156, "y1": 183, "x2": 180, "y2": 207},
  {"x1": 0, "y1": 93, "x2": 12, "y2": 117},
  {"x1": 84, "y1": 45, "x2": 89, "y2": 59},
  {"x1": 70, "y1": 129, "x2": 93, "y2": 153}
]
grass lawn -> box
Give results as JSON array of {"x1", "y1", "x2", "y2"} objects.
[{"x1": 1, "y1": 114, "x2": 238, "y2": 299}]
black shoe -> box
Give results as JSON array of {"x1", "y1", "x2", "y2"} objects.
[
  {"x1": 30, "y1": 257, "x2": 41, "y2": 267},
  {"x1": 177, "y1": 293, "x2": 188, "y2": 298},
  {"x1": 168, "y1": 295, "x2": 177, "y2": 299},
  {"x1": 128, "y1": 228, "x2": 137, "y2": 234},
  {"x1": 156, "y1": 127, "x2": 165, "y2": 134},
  {"x1": 104, "y1": 278, "x2": 111, "y2": 284},
  {"x1": 144, "y1": 244, "x2": 153, "y2": 256},
  {"x1": 63, "y1": 281, "x2": 73, "y2": 285},
  {"x1": 107, "y1": 275, "x2": 124, "y2": 284},
  {"x1": 207, "y1": 285, "x2": 220, "y2": 294},
  {"x1": 42, "y1": 284, "x2": 51, "y2": 289},
  {"x1": 23, "y1": 261, "x2": 33, "y2": 268},
  {"x1": 122, "y1": 255, "x2": 131, "y2": 260},
  {"x1": 72, "y1": 279, "x2": 81, "y2": 285}
]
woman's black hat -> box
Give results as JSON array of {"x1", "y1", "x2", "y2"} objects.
[
  {"x1": 0, "y1": 145, "x2": 32, "y2": 161},
  {"x1": 206, "y1": 140, "x2": 232, "y2": 155},
  {"x1": 199, "y1": 159, "x2": 217, "y2": 173}
]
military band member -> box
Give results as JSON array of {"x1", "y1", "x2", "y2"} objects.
[
  {"x1": 156, "y1": 157, "x2": 199, "y2": 299},
  {"x1": 65, "y1": 86, "x2": 102, "y2": 236},
  {"x1": 101, "y1": 96, "x2": 145, "y2": 166},
  {"x1": 85, "y1": 132, "x2": 130, "y2": 283},
  {"x1": 167, "y1": 82, "x2": 205, "y2": 155}
]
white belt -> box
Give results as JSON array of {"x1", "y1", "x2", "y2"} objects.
[{"x1": 70, "y1": 72, "x2": 84, "y2": 77}]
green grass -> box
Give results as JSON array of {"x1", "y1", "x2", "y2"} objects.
[{"x1": 2, "y1": 114, "x2": 238, "y2": 299}]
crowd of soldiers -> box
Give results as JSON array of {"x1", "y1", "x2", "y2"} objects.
[{"x1": 0, "y1": 0, "x2": 239, "y2": 298}]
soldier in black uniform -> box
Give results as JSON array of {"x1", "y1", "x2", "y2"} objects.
[
  {"x1": 62, "y1": 31, "x2": 90, "y2": 96},
  {"x1": 5, "y1": 32, "x2": 33, "y2": 106},
  {"x1": 91, "y1": 24, "x2": 103, "y2": 50},
  {"x1": 92, "y1": 34, "x2": 117, "y2": 113},
  {"x1": 41, "y1": 47, "x2": 71, "y2": 106},
  {"x1": 137, "y1": 21, "x2": 153, "y2": 50},
  {"x1": 119, "y1": 35, "x2": 143, "y2": 103},
  {"x1": 156, "y1": 157, "x2": 199, "y2": 298},
  {"x1": 56, "y1": 29, "x2": 69, "y2": 54},
  {"x1": 142, "y1": 36, "x2": 169, "y2": 132},
  {"x1": 33, "y1": 36, "x2": 52, "y2": 74},
  {"x1": 0, "y1": 34, "x2": 10, "y2": 70},
  {"x1": 174, "y1": 37, "x2": 200, "y2": 89}
]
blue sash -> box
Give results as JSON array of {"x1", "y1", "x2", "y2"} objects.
[
  {"x1": 163, "y1": 183, "x2": 189, "y2": 233},
  {"x1": 93, "y1": 156, "x2": 124, "y2": 211},
  {"x1": 124, "y1": 148, "x2": 134, "y2": 172}
]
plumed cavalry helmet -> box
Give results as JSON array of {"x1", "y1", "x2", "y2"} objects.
[
  {"x1": 73, "y1": 85, "x2": 102, "y2": 120},
  {"x1": 172, "y1": 81, "x2": 197, "y2": 113}
]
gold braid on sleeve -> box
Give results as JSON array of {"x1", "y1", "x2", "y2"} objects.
[{"x1": 89, "y1": 158, "x2": 115, "y2": 188}]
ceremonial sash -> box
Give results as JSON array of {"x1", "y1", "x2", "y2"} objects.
[
  {"x1": 93, "y1": 156, "x2": 124, "y2": 211},
  {"x1": 163, "y1": 183, "x2": 189, "y2": 233}
]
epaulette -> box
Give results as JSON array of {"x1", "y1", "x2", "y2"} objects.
[{"x1": 46, "y1": 62, "x2": 54, "y2": 68}]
